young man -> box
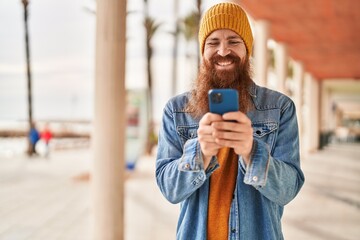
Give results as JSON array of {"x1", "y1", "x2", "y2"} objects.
[{"x1": 156, "y1": 2, "x2": 304, "y2": 239}]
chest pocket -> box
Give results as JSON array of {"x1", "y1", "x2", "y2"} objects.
[
  {"x1": 177, "y1": 125, "x2": 198, "y2": 147},
  {"x1": 252, "y1": 122, "x2": 278, "y2": 149}
]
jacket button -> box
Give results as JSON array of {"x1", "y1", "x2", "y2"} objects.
[{"x1": 252, "y1": 176, "x2": 258, "y2": 182}]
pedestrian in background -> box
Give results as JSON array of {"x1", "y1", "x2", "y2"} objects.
[
  {"x1": 41, "y1": 123, "x2": 52, "y2": 158},
  {"x1": 28, "y1": 122, "x2": 40, "y2": 156}
]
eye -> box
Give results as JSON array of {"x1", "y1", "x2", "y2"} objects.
[
  {"x1": 229, "y1": 40, "x2": 243, "y2": 45},
  {"x1": 206, "y1": 41, "x2": 219, "y2": 46}
]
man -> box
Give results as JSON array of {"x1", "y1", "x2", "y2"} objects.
[
  {"x1": 28, "y1": 122, "x2": 40, "y2": 156},
  {"x1": 156, "y1": 2, "x2": 304, "y2": 240}
]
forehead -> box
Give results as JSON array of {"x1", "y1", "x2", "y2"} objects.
[{"x1": 206, "y1": 29, "x2": 241, "y2": 40}]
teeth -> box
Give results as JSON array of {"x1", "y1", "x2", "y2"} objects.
[{"x1": 218, "y1": 61, "x2": 232, "y2": 66}]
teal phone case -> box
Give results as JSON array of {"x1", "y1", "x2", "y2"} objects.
[{"x1": 208, "y1": 89, "x2": 239, "y2": 115}]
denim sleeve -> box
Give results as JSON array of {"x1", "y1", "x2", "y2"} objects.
[
  {"x1": 243, "y1": 100, "x2": 305, "y2": 206},
  {"x1": 155, "y1": 103, "x2": 214, "y2": 204},
  {"x1": 242, "y1": 139, "x2": 270, "y2": 187}
]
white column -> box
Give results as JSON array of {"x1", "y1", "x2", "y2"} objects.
[
  {"x1": 254, "y1": 20, "x2": 269, "y2": 87},
  {"x1": 321, "y1": 82, "x2": 336, "y2": 132},
  {"x1": 93, "y1": 0, "x2": 126, "y2": 239},
  {"x1": 320, "y1": 81, "x2": 337, "y2": 149},
  {"x1": 292, "y1": 61, "x2": 304, "y2": 154},
  {"x1": 274, "y1": 43, "x2": 287, "y2": 94},
  {"x1": 309, "y1": 77, "x2": 320, "y2": 151},
  {"x1": 303, "y1": 73, "x2": 320, "y2": 154}
]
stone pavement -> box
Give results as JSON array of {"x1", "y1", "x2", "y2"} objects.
[
  {"x1": 282, "y1": 143, "x2": 360, "y2": 240},
  {"x1": 0, "y1": 142, "x2": 359, "y2": 240}
]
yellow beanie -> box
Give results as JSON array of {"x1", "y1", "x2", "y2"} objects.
[{"x1": 198, "y1": 2, "x2": 253, "y2": 58}]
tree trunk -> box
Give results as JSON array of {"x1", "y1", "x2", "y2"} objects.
[
  {"x1": 171, "y1": 0, "x2": 179, "y2": 96},
  {"x1": 22, "y1": 0, "x2": 33, "y2": 156},
  {"x1": 145, "y1": 34, "x2": 155, "y2": 155}
]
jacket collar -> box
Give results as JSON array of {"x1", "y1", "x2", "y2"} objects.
[{"x1": 248, "y1": 80, "x2": 257, "y2": 98}]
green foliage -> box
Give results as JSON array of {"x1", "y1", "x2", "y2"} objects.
[
  {"x1": 144, "y1": 17, "x2": 162, "y2": 42},
  {"x1": 180, "y1": 11, "x2": 200, "y2": 41}
]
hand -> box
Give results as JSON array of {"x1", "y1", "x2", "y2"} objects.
[
  {"x1": 211, "y1": 111, "x2": 254, "y2": 166},
  {"x1": 197, "y1": 112, "x2": 223, "y2": 168}
]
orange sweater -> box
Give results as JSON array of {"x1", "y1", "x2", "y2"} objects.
[{"x1": 207, "y1": 147, "x2": 238, "y2": 240}]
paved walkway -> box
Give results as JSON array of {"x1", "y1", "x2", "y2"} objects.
[
  {"x1": 282, "y1": 143, "x2": 360, "y2": 240},
  {"x1": 0, "y1": 142, "x2": 359, "y2": 240}
]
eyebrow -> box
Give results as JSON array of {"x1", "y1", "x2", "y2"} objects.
[{"x1": 206, "y1": 35, "x2": 243, "y2": 41}]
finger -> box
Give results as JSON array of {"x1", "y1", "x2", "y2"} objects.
[
  {"x1": 213, "y1": 130, "x2": 252, "y2": 141},
  {"x1": 212, "y1": 121, "x2": 253, "y2": 134},
  {"x1": 197, "y1": 125, "x2": 215, "y2": 135},
  {"x1": 200, "y1": 112, "x2": 223, "y2": 125},
  {"x1": 215, "y1": 138, "x2": 253, "y2": 154},
  {"x1": 198, "y1": 134, "x2": 217, "y2": 143},
  {"x1": 222, "y1": 111, "x2": 251, "y2": 124}
]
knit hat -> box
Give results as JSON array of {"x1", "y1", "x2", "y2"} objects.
[{"x1": 198, "y1": 2, "x2": 253, "y2": 58}]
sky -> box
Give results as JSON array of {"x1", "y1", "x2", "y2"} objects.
[
  {"x1": 0, "y1": 0, "x2": 96, "y2": 121},
  {"x1": 0, "y1": 0, "x2": 222, "y2": 123}
]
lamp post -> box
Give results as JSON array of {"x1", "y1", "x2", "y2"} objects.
[{"x1": 21, "y1": 0, "x2": 33, "y2": 155}]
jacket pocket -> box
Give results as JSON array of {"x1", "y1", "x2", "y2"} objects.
[
  {"x1": 177, "y1": 125, "x2": 198, "y2": 147},
  {"x1": 252, "y1": 122, "x2": 278, "y2": 149}
]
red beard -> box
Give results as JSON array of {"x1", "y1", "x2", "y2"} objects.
[
  {"x1": 208, "y1": 53, "x2": 242, "y2": 85},
  {"x1": 186, "y1": 54, "x2": 253, "y2": 118}
]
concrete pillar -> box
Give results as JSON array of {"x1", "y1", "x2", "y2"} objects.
[
  {"x1": 92, "y1": 0, "x2": 126, "y2": 239},
  {"x1": 274, "y1": 43, "x2": 287, "y2": 94},
  {"x1": 303, "y1": 73, "x2": 320, "y2": 154},
  {"x1": 292, "y1": 61, "x2": 304, "y2": 153},
  {"x1": 319, "y1": 81, "x2": 338, "y2": 149},
  {"x1": 309, "y1": 76, "x2": 320, "y2": 151},
  {"x1": 254, "y1": 20, "x2": 269, "y2": 87},
  {"x1": 321, "y1": 82, "x2": 336, "y2": 132}
]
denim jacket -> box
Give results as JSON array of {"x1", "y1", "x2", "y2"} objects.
[{"x1": 156, "y1": 82, "x2": 305, "y2": 240}]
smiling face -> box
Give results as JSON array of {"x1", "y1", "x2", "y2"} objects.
[
  {"x1": 185, "y1": 28, "x2": 253, "y2": 118},
  {"x1": 203, "y1": 29, "x2": 247, "y2": 73}
]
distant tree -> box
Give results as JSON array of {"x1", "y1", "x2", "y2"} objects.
[
  {"x1": 195, "y1": 0, "x2": 202, "y2": 56},
  {"x1": 21, "y1": 0, "x2": 34, "y2": 156},
  {"x1": 179, "y1": 0, "x2": 202, "y2": 70},
  {"x1": 171, "y1": 0, "x2": 180, "y2": 96},
  {"x1": 144, "y1": 0, "x2": 162, "y2": 154}
]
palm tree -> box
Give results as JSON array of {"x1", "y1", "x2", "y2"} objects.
[
  {"x1": 179, "y1": 0, "x2": 202, "y2": 71},
  {"x1": 143, "y1": 0, "x2": 161, "y2": 154},
  {"x1": 195, "y1": 0, "x2": 202, "y2": 61},
  {"x1": 21, "y1": 0, "x2": 34, "y2": 156},
  {"x1": 171, "y1": 0, "x2": 180, "y2": 96}
]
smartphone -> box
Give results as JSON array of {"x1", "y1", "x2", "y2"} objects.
[{"x1": 208, "y1": 89, "x2": 239, "y2": 115}]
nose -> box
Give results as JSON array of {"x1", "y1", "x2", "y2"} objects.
[{"x1": 217, "y1": 43, "x2": 230, "y2": 56}]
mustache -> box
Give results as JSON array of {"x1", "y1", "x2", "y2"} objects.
[{"x1": 210, "y1": 53, "x2": 241, "y2": 65}]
